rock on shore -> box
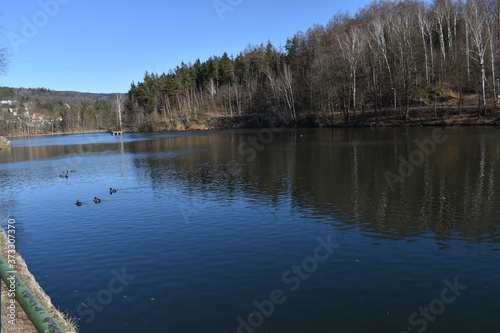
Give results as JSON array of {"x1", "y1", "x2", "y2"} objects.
[{"x1": 0, "y1": 136, "x2": 10, "y2": 149}]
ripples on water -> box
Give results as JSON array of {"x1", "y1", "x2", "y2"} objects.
[{"x1": 0, "y1": 128, "x2": 499, "y2": 333}]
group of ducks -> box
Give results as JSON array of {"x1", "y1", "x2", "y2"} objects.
[
  {"x1": 59, "y1": 169, "x2": 118, "y2": 206},
  {"x1": 58, "y1": 170, "x2": 77, "y2": 178},
  {"x1": 75, "y1": 188, "x2": 117, "y2": 206}
]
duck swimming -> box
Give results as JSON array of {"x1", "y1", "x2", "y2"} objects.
[
  {"x1": 76, "y1": 200, "x2": 82, "y2": 206},
  {"x1": 93, "y1": 197, "x2": 101, "y2": 203},
  {"x1": 109, "y1": 188, "x2": 117, "y2": 194}
]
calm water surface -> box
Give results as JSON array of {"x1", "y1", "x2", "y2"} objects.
[{"x1": 0, "y1": 127, "x2": 499, "y2": 333}]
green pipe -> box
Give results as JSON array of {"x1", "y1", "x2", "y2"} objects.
[{"x1": 0, "y1": 254, "x2": 66, "y2": 332}]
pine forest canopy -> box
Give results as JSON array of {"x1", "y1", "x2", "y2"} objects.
[{"x1": 128, "y1": 0, "x2": 500, "y2": 127}]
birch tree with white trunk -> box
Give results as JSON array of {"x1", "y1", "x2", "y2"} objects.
[
  {"x1": 114, "y1": 93, "x2": 125, "y2": 131},
  {"x1": 464, "y1": 0, "x2": 489, "y2": 111}
]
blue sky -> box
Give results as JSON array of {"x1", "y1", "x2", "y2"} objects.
[{"x1": 0, "y1": 0, "x2": 371, "y2": 93}]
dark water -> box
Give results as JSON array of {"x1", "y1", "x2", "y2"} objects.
[{"x1": 0, "y1": 127, "x2": 499, "y2": 333}]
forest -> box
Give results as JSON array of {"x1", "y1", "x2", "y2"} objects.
[
  {"x1": 127, "y1": 0, "x2": 500, "y2": 130},
  {"x1": 0, "y1": 87, "x2": 117, "y2": 135}
]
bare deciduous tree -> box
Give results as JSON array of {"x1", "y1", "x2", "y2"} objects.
[
  {"x1": 114, "y1": 93, "x2": 125, "y2": 131},
  {"x1": 338, "y1": 25, "x2": 366, "y2": 113},
  {"x1": 390, "y1": 4, "x2": 418, "y2": 119},
  {"x1": 464, "y1": 0, "x2": 489, "y2": 111},
  {"x1": 417, "y1": 5, "x2": 434, "y2": 84},
  {"x1": 279, "y1": 63, "x2": 296, "y2": 122}
]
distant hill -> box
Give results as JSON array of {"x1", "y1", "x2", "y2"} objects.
[
  {"x1": 0, "y1": 87, "x2": 123, "y2": 134},
  {"x1": 56, "y1": 91, "x2": 119, "y2": 103},
  {"x1": 0, "y1": 87, "x2": 120, "y2": 104}
]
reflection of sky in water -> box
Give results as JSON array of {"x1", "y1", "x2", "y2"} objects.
[
  {"x1": 9, "y1": 133, "x2": 152, "y2": 147},
  {"x1": 0, "y1": 150, "x2": 202, "y2": 170},
  {"x1": 8, "y1": 130, "x2": 230, "y2": 148}
]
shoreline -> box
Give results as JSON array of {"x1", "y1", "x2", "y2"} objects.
[
  {"x1": 5, "y1": 130, "x2": 108, "y2": 140},
  {"x1": 2, "y1": 108, "x2": 499, "y2": 139},
  {"x1": 0, "y1": 228, "x2": 78, "y2": 332}
]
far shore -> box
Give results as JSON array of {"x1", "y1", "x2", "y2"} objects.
[
  {"x1": 5, "y1": 130, "x2": 109, "y2": 140},
  {"x1": 2, "y1": 107, "x2": 500, "y2": 139}
]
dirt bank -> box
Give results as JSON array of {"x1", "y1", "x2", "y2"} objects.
[
  {"x1": 319, "y1": 107, "x2": 500, "y2": 127},
  {"x1": 125, "y1": 107, "x2": 500, "y2": 133}
]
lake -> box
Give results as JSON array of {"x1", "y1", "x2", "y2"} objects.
[{"x1": 1, "y1": 127, "x2": 499, "y2": 333}]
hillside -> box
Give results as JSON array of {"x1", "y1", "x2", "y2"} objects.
[
  {"x1": 126, "y1": 0, "x2": 500, "y2": 131},
  {"x1": 0, "y1": 87, "x2": 117, "y2": 104},
  {"x1": 0, "y1": 87, "x2": 122, "y2": 135}
]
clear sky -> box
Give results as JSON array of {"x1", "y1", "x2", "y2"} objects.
[{"x1": 0, "y1": 0, "x2": 371, "y2": 94}]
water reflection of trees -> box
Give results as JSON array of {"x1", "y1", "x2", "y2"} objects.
[
  {"x1": 131, "y1": 127, "x2": 500, "y2": 244},
  {"x1": 5, "y1": 129, "x2": 497, "y2": 244}
]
